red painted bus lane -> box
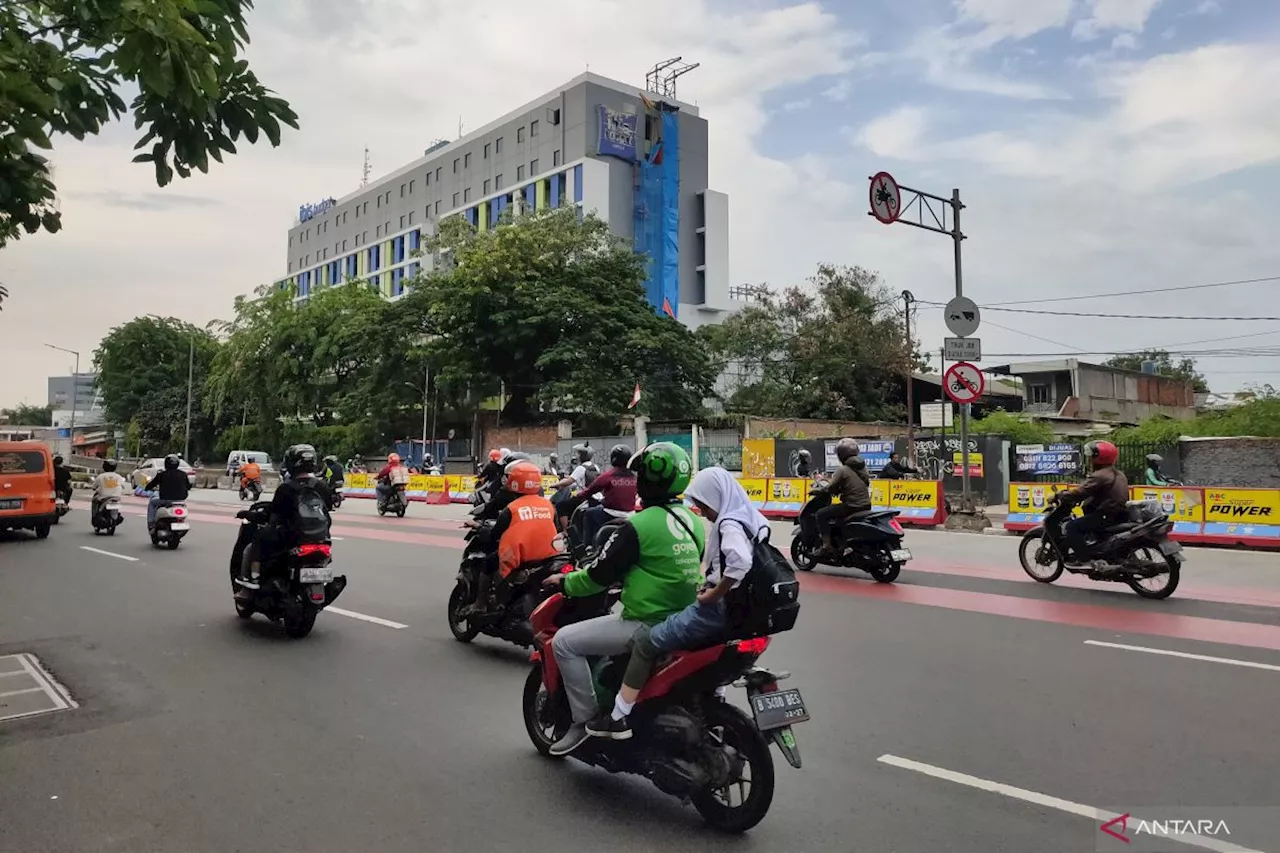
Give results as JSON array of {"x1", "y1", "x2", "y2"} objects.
[{"x1": 798, "y1": 572, "x2": 1280, "y2": 652}]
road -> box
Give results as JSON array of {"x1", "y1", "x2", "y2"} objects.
[{"x1": 2, "y1": 494, "x2": 1278, "y2": 852}]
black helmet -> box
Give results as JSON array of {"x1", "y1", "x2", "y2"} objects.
[
  {"x1": 835, "y1": 439, "x2": 860, "y2": 464},
  {"x1": 797, "y1": 449, "x2": 811, "y2": 461},
  {"x1": 1146, "y1": 453, "x2": 1163, "y2": 466},
  {"x1": 572, "y1": 443, "x2": 593, "y2": 464},
  {"x1": 53, "y1": 455, "x2": 64, "y2": 466},
  {"x1": 628, "y1": 442, "x2": 692, "y2": 502},
  {"x1": 609, "y1": 444, "x2": 633, "y2": 467},
  {"x1": 501, "y1": 450, "x2": 531, "y2": 466},
  {"x1": 283, "y1": 444, "x2": 318, "y2": 477},
  {"x1": 323, "y1": 454, "x2": 338, "y2": 465},
  {"x1": 164, "y1": 454, "x2": 181, "y2": 470},
  {"x1": 102, "y1": 459, "x2": 118, "y2": 473}
]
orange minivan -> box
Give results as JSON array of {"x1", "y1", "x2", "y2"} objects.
[{"x1": 0, "y1": 441, "x2": 58, "y2": 539}]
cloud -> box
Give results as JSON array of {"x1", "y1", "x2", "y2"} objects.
[
  {"x1": 955, "y1": 0, "x2": 1075, "y2": 44},
  {"x1": 782, "y1": 98, "x2": 813, "y2": 112},
  {"x1": 822, "y1": 78, "x2": 853, "y2": 101},
  {"x1": 1073, "y1": 0, "x2": 1165, "y2": 40},
  {"x1": 852, "y1": 106, "x2": 929, "y2": 159},
  {"x1": 68, "y1": 191, "x2": 223, "y2": 211}
]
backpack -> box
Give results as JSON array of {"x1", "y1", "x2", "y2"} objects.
[
  {"x1": 719, "y1": 520, "x2": 801, "y2": 639},
  {"x1": 291, "y1": 479, "x2": 331, "y2": 543},
  {"x1": 581, "y1": 462, "x2": 601, "y2": 489}
]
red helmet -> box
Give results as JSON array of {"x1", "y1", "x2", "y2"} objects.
[
  {"x1": 1087, "y1": 440, "x2": 1118, "y2": 467},
  {"x1": 388, "y1": 453, "x2": 401, "y2": 465},
  {"x1": 489, "y1": 448, "x2": 502, "y2": 462},
  {"x1": 504, "y1": 461, "x2": 542, "y2": 495}
]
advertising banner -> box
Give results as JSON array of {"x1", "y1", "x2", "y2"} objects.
[
  {"x1": 1203, "y1": 488, "x2": 1280, "y2": 540},
  {"x1": 1130, "y1": 486, "x2": 1203, "y2": 535},
  {"x1": 869, "y1": 480, "x2": 890, "y2": 510},
  {"x1": 450, "y1": 475, "x2": 476, "y2": 504},
  {"x1": 1005, "y1": 482, "x2": 1082, "y2": 528},
  {"x1": 1014, "y1": 443, "x2": 1081, "y2": 475},
  {"x1": 952, "y1": 451, "x2": 984, "y2": 478},
  {"x1": 887, "y1": 480, "x2": 942, "y2": 521},
  {"x1": 742, "y1": 438, "x2": 776, "y2": 478},
  {"x1": 738, "y1": 477, "x2": 768, "y2": 510},
  {"x1": 346, "y1": 472, "x2": 374, "y2": 497},
  {"x1": 597, "y1": 105, "x2": 638, "y2": 161},
  {"x1": 763, "y1": 478, "x2": 807, "y2": 516},
  {"x1": 858, "y1": 440, "x2": 895, "y2": 473}
]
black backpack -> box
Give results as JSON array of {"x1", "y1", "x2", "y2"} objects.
[
  {"x1": 719, "y1": 520, "x2": 801, "y2": 638},
  {"x1": 292, "y1": 479, "x2": 331, "y2": 543},
  {"x1": 581, "y1": 461, "x2": 601, "y2": 488}
]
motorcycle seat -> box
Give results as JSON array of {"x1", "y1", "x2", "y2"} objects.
[{"x1": 1103, "y1": 522, "x2": 1138, "y2": 534}]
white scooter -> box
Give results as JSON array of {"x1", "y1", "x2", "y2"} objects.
[{"x1": 150, "y1": 501, "x2": 191, "y2": 550}]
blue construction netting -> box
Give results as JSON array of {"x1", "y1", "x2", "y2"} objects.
[{"x1": 634, "y1": 106, "x2": 681, "y2": 318}]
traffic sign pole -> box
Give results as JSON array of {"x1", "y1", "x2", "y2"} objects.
[{"x1": 952, "y1": 189, "x2": 972, "y2": 512}]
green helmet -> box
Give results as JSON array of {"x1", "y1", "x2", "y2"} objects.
[{"x1": 628, "y1": 442, "x2": 692, "y2": 502}]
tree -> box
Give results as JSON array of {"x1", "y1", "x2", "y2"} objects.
[
  {"x1": 700, "y1": 265, "x2": 920, "y2": 421},
  {"x1": 0, "y1": 0, "x2": 298, "y2": 249},
  {"x1": 93, "y1": 316, "x2": 220, "y2": 456},
  {"x1": 1104, "y1": 349, "x2": 1208, "y2": 393},
  {"x1": 968, "y1": 410, "x2": 1053, "y2": 445},
  {"x1": 0, "y1": 403, "x2": 53, "y2": 425},
  {"x1": 399, "y1": 208, "x2": 715, "y2": 422}
]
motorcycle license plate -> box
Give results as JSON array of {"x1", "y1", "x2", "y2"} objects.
[
  {"x1": 1157, "y1": 539, "x2": 1182, "y2": 556},
  {"x1": 0, "y1": 499, "x2": 22, "y2": 510},
  {"x1": 169, "y1": 523, "x2": 190, "y2": 531},
  {"x1": 750, "y1": 688, "x2": 810, "y2": 731},
  {"x1": 890, "y1": 548, "x2": 912, "y2": 562},
  {"x1": 299, "y1": 567, "x2": 333, "y2": 583}
]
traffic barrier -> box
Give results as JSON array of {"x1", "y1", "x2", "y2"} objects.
[{"x1": 1003, "y1": 482, "x2": 1280, "y2": 549}]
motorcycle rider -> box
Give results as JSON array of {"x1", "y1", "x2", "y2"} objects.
[
  {"x1": 321, "y1": 454, "x2": 345, "y2": 487},
  {"x1": 1052, "y1": 440, "x2": 1129, "y2": 567},
  {"x1": 587, "y1": 466, "x2": 762, "y2": 740},
  {"x1": 52, "y1": 454, "x2": 72, "y2": 504},
  {"x1": 544, "y1": 452, "x2": 561, "y2": 478},
  {"x1": 90, "y1": 459, "x2": 128, "y2": 522},
  {"x1": 460, "y1": 460, "x2": 560, "y2": 618},
  {"x1": 1145, "y1": 453, "x2": 1175, "y2": 486},
  {"x1": 143, "y1": 454, "x2": 191, "y2": 529},
  {"x1": 374, "y1": 453, "x2": 407, "y2": 507},
  {"x1": 552, "y1": 443, "x2": 600, "y2": 496},
  {"x1": 476, "y1": 448, "x2": 504, "y2": 489},
  {"x1": 541, "y1": 442, "x2": 703, "y2": 756},
  {"x1": 880, "y1": 452, "x2": 919, "y2": 479},
  {"x1": 236, "y1": 444, "x2": 333, "y2": 593},
  {"x1": 816, "y1": 439, "x2": 871, "y2": 556},
  {"x1": 239, "y1": 457, "x2": 263, "y2": 496},
  {"x1": 561, "y1": 444, "x2": 637, "y2": 545}
]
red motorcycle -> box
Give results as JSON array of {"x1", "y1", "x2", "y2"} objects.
[{"x1": 522, "y1": 583, "x2": 808, "y2": 833}]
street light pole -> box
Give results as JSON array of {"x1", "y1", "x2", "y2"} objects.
[
  {"x1": 420, "y1": 363, "x2": 430, "y2": 463},
  {"x1": 44, "y1": 343, "x2": 80, "y2": 452},
  {"x1": 184, "y1": 337, "x2": 194, "y2": 460},
  {"x1": 902, "y1": 290, "x2": 915, "y2": 465}
]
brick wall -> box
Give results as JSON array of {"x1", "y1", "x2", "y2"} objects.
[
  {"x1": 483, "y1": 424, "x2": 558, "y2": 453},
  {"x1": 746, "y1": 417, "x2": 904, "y2": 439},
  {"x1": 1180, "y1": 438, "x2": 1280, "y2": 488}
]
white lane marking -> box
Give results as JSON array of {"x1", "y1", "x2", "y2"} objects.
[
  {"x1": 17, "y1": 653, "x2": 76, "y2": 711},
  {"x1": 326, "y1": 607, "x2": 408, "y2": 630},
  {"x1": 80, "y1": 546, "x2": 139, "y2": 562},
  {"x1": 1084, "y1": 640, "x2": 1280, "y2": 672},
  {"x1": 877, "y1": 755, "x2": 1262, "y2": 853},
  {"x1": 0, "y1": 686, "x2": 46, "y2": 699},
  {"x1": 331, "y1": 537, "x2": 345, "y2": 541}
]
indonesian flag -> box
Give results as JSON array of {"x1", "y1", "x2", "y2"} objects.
[
  {"x1": 628, "y1": 383, "x2": 642, "y2": 409},
  {"x1": 661, "y1": 297, "x2": 676, "y2": 319}
]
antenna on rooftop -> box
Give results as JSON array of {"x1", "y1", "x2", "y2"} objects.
[
  {"x1": 360, "y1": 146, "x2": 371, "y2": 187},
  {"x1": 645, "y1": 57, "x2": 700, "y2": 99}
]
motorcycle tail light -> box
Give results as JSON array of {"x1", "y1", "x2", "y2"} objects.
[
  {"x1": 560, "y1": 564, "x2": 574, "y2": 575},
  {"x1": 736, "y1": 637, "x2": 771, "y2": 655},
  {"x1": 310, "y1": 591, "x2": 325, "y2": 602},
  {"x1": 173, "y1": 507, "x2": 186, "y2": 517},
  {"x1": 890, "y1": 519, "x2": 904, "y2": 534},
  {"x1": 293, "y1": 543, "x2": 332, "y2": 557}
]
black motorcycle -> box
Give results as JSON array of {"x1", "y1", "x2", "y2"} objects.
[
  {"x1": 230, "y1": 503, "x2": 348, "y2": 638},
  {"x1": 789, "y1": 488, "x2": 910, "y2": 583},
  {"x1": 239, "y1": 478, "x2": 263, "y2": 501},
  {"x1": 559, "y1": 499, "x2": 630, "y2": 562},
  {"x1": 378, "y1": 482, "x2": 408, "y2": 517},
  {"x1": 1019, "y1": 497, "x2": 1184, "y2": 599},
  {"x1": 328, "y1": 478, "x2": 345, "y2": 509},
  {"x1": 91, "y1": 498, "x2": 124, "y2": 536},
  {"x1": 446, "y1": 507, "x2": 569, "y2": 647}
]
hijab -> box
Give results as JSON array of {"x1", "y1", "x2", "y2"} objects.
[{"x1": 685, "y1": 467, "x2": 769, "y2": 562}]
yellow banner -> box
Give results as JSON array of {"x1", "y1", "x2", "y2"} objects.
[
  {"x1": 741, "y1": 439, "x2": 776, "y2": 479},
  {"x1": 1008, "y1": 483, "x2": 1081, "y2": 516},
  {"x1": 869, "y1": 480, "x2": 889, "y2": 507},
  {"x1": 738, "y1": 477, "x2": 768, "y2": 505},
  {"x1": 888, "y1": 480, "x2": 939, "y2": 509},
  {"x1": 952, "y1": 451, "x2": 984, "y2": 477},
  {"x1": 767, "y1": 478, "x2": 806, "y2": 503},
  {"x1": 422, "y1": 475, "x2": 447, "y2": 494},
  {"x1": 541, "y1": 475, "x2": 561, "y2": 492},
  {"x1": 347, "y1": 472, "x2": 372, "y2": 490},
  {"x1": 1130, "y1": 486, "x2": 1203, "y2": 524},
  {"x1": 408, "y1": 474, "x2": 430, "y2": 492},
  {"x1": 453, "y1": 475, "x2": 476, "y2": 492},
  {"x1": 1204, "y1": 488, "x2": 1280, "y2": 524}
]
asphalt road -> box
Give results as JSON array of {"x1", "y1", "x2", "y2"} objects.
[{"x1": 2, "y1": 494, "x2": 1278, "y2": 853}]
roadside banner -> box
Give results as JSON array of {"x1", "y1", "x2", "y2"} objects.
[
  {"x1": 763, "y1": 478, "x2": 806, "y2": 516},
  {"x1": 345, "y1": 472, "x2": 374, "y2": 498},
  {"x1": 1004, "y1": 483, "x2": 1081, "y2": 529},
  {"x1": 887, "y1": 480, "x2": 945, "y2": 523},
  {"x1": 407, "y1": 474, "x2": 431, "y2": 500},
  {"x1": 450, "y1": 475, "x2": 475, "y2": 504},
  {"x1": 423, "y1": 474, "x2": 450, "y2": 504},
  {"x1": 738, "y1": 477, "x2": 768, "y2": 510},
  {"x1": 1203, "y1": 488, "x2": 1280, "y2": 542},
  {"x1": 1131, "y1": 486, "x2": 1203, "y2": 535}
]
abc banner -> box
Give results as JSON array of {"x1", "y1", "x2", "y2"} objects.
[
  {"x1": 1203, "y1": 488, "x2": 1280, "y2": 540},
  {"x1": 888, "y1": 480, "x2": 941, "y2": 520},
  {"x1": 1131, "y1": 486, "x2": 1203, "y2": 534},
  {"x1": 763, "y1": 478, "x2": 806, "y2": 515},
  {"x1": 451, "y1": 475, "x2": 476, "y2": 503},
  {"x1": 1005, "y1": 483, "x2": 1082, "y2": 527},
  {"x1": 738, "y1": 478, "x2": 768, "y2": 510}
]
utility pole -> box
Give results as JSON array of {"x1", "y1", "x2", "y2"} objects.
[
  {"x1": 184, "y1": 336, "x2": 194, "y2": 460},
  {"x1": 44, "y1": 344, "x2": 80, "y2": 453},
  {"x1": 420, "y1": 363, "x2": 430, "y2": 464},
  {"x1": 902, "y1": 290, "x2": 915, "y2": 464}
]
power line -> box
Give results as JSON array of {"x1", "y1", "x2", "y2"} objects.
[
  {"x1": 918, "y1": 301, "x2": 1280, "y2": 321},
  {"x1": 989, "y1": 274, "x2": 1280, "y2": 306},
  {"x1": 983, "y1": 319, "x2": 1087, "y2": 353}
]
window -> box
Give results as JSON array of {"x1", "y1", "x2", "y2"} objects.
[
  {"x1": 483, "y1": 179, "x2": 490, "y2": 194},
  {"x1": 517, "y1": 165, "x2": 525, "y2": 181},
  {"x1": 408, "y1": 210, "x2": 416, "y2": 225},
  {"x1": 305, "y1": 253, "x2": 310, "y2": 264},
  {"x1": 409, "y1": 179, "x2": 415, "y2": 194},
  {"x1": 288, "y1": 260, "x2": 293, "y2": 271},
  {"x1": 483, "y1": 143, "x2": 490, "y2": 159},
  {"x1": 425, "y1": 171, "x2": 431, "y2": 187},
  {"x1": 289, "y1": 235, "x2": 293, "y2": 247},
  {"x1": 355, "y1": 205, "x2": 360, "y2": 218},
  {"x1": 400, "y1": 183, "x2": 405, "y2": 197},
  {"x1": 385, "y1": 220, "x2": 390, "y2": 234},
  {"x1": 553, "y1": 149, "x2": 561, "y2": 166},
  {"x1": 517, "y1": 127, "x2": 525, "y2": 143},
  {"x1": 363, "y1": 201, "x2": 368, "y2": 214},
  {"x1": 376, "y1": 224, "x2": 382, "y2": 237},
  {"x1": 453, "y1": 158, "x2": 459, "y2": 173},
  {"x1": 377, "y1": 195, "x2": 382, "y2": 208},
  {"x1": 495, "y1": 173, "x2": 503, "y2": 189},
  {"x1": 362, "y1": 230, "x2": 368, "y2": 242},
  {"x1": 530, "y1": 119, "x2": 539, "y2": 137},
  {"x1": 436, "y1": 167, "x2": 442, "y2": 181},
  {"x1": 463, "y1": 188, "x2": 471, "y2": 202},
  {"x1": 1030, "y1": 384, "x2": 1051, "y2": 405},
  {"x1": 464, "y1": 152, "x2": 472, "y2": 168},
  {"x1": 495, "y1": 137, "x2": 504, "y2": 154},
  {"x1": 342, "y1": 239, "x2": 348, "y2": 250},
  {"x1": 453, "y1": 192, "x2": 459, "y2": 207},
  {"x1": 530, "y1": 158, "x2": 539, "y2": 174},
  {"x1": 551, "y1": 108, "x2": 561, "y2": 125},
  {"x1": 400, "y1": 214, "x2": 406, "y2": 228},
  {"x1": 436, "y1": 200, "x2": 442, "y2": 214}
]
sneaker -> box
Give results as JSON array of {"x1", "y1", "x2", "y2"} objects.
[
  {"x1": 548, "y1": 723, "x2": 590, "y2": 756},
  {"x1": 586, "y1": 713, "x2": 633, "y2": 740}
]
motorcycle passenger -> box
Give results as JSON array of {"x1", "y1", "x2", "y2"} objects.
[
  {"x1": 562, "y1": 444, "x2": 637, "y2": 546},
  {"x1": 544, "y1": 452, "x2": 561, "y2": 478},
  {"x1": 52, "y1": 455, "x2": 72, "y2": 503},
  {"x1": 143, "y1": 454, "x2": 191, "y2": 529},
  {"x1": 816, "y1": 439, "x2": 871, "y2": 556},
  {"x1": 471, "y1": 452, "x2": 532, "y2": 523},
  {"x1": 1053, "y1": 440, "x2": 1129, "y2": 566},
  {"x1": 321, "y1": 454, "x2": 345, "y2": 487},
  {"x1": 90, "y1": 460, "x2": 128, "y2": 521},
  {"x1": 237, "y1": 444, "x2": 333, "y2": 593},
  {"x1": 460, "y1": 460, "x2": 560, "y2": 617},
  {"x1": 795, "y1": 449, "x2": 812, "y2": 478},
  {"x1": 1145, "y1": 454, "x2": 1173, "y2": 486},
  {"x1": 374, "y1": 453, "x2": 407, "y2": 505},
  {"x1": 541, "y1": 442, "x2": 703, "y2": 756},
  {"x1": 587, "y1": 466, "x2": 762, "y2": 740},
  {"x1": 880, "y1": 452, "x2": 919, "y2": 480}
]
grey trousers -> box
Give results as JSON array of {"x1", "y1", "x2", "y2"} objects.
[{"x1": 552, "y1": 613, "x2": 645, "y2": 724}]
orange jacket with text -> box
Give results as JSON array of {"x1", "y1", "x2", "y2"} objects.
[
  {"x1": 239, "y1": 461, "x2": 262, "y2": 486},
  {"x1": 497, "y1": 494, "x2": 560, "y2": 578}
]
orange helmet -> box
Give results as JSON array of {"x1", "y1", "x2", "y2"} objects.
[
  {"x1": 388, "y1": 453, "x2": 401, "y2": 465},
  {"x1": 504, "y1": 460, "x2": 542, "y2": 495},
  {"x1": 489, "y1": 448, "x2": 501, "y2": 462}
]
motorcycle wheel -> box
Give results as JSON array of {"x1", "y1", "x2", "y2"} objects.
[
  {"x1": 235, "y1": 601, "x2": 254, "y2": 619},
  {"x1": 107, "y1": 526, "x2": 116, "y2": 537},
  {"x1": 396, "y1": 505, "x2": 407, "y2": 518},
  {"x1": 868, "y1": 561, "x2": 901, "y2": 584},
  {"x1": 1127, "y1": 547, "x2": 1180, "y2": 600},
  {"x1": 691, "y1": 701, "x2": 776, "y2": 834},
  {"x1": 522, "y1": 665, "x2": 569, "y2": 759},
  {"x1": 1018, "y1": 529, "x2": 1064, "y2": 583},
  {"x1": 788, "y1": 537, "x2": 817, "y2": 571},
  {"x1": 283, "y1": 604, "x2": 318, "y2": 638},
  {"x1": 447, "y1": 583, "x2": 481, "y2": 643},
  {"x1": 166, "y1": 537, "x2": 181, "y2": 550}
]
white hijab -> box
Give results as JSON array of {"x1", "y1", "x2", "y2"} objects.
[{"x1": 686, "y1": 467, "x2": 769, "y2": 561}]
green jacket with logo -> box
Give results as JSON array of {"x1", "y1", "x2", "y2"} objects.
[{"x1": 562, "y1": 502, "x2": 705, "y2": 625}]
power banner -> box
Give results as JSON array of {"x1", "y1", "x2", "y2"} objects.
[{"x1": 1004, "y1": 483, "x2": 1280, "y2": 548}]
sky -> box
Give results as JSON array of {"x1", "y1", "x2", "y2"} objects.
[{"x1": 2, "y1": 0, "x2": 1279, "y2": 407}]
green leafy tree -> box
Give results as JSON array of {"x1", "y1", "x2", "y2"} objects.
[
  {"x1": 701, "y1": 265, "x2": 920, "y2": 421},
  {"x1": 0, "y1": 0, "x2": 298, "y2": 250},
  {"x1": 0, "y1": 403, "x2": 53, "y2": 426},
  {"x1": 1104, "y1": 349, "x2": 1208, "y2": 393},
  {"x1": 93, "y1": 316, "x2": 220, "y2": 456},
  {"x1": 400, "y1": 208, "x2": 715, "y2": 422},
  {"x1": 968, "y1": 410, "x2": 1054, "y2": 445}
]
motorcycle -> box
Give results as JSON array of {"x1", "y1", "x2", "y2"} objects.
[
  {"x1": 329, "y1": 482, "x2": 345, "y2": 509},
  {"x1": 91, "y1": 498, "x2": 124, "y2": 536},
  {"x1": 239, "y1": 477, "x2": 263, "y2": 501},
  {"x1": 446, "y1": 507, "x2": 569, "y2": 647},
  {"x1": 560, "y1": 499, "x2": 631, "y2": 562},
  {"x1": 149, "y1": 500, "x2": 190, "y2": 549},
  {"x1": 1019, "y1": 497, "x2": 1184, "y2": 599},
  {"x1": 230, "y1": 503, "x2": 348, "y2": 638},
  {"x1": 789, "y1": 488, "x2": 910, "y2": 582},
  {"x1": 523, "y1": 586, "x2": 807, "y2": 834},
  {"x1": 377, "y1": 482, "x2": 408, "y2": 517}
]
